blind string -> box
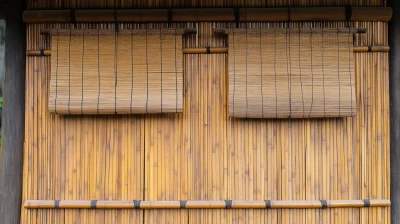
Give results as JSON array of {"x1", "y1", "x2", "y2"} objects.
[
  {"x1": 145, "y1": 29, "x2": 149, "y2": 113},
  {"x1": 274, "y1": 27, "x2": 277, "y2": 118},
  {"x1": 97, "y1": 29, "x2": 100, "y2": 114},
  {"x1": 68, "y1": 29, "x2": 72, "y2": 114},
  {"x1": 286, "y1": 23, "x2": 292, "y2": 118},
  {"x1": 55, "y1": 29, "x2": 59, "y2": 113},
  {"x1": 259, "y1": 27, "x2": 264, "y2": 118},
  {"x1": 160, "y1": 28, "x2": 163, "y2": 112},
  {"x1": 245, "y1": 28, "x2": 248, "y2": 117},
  {"x1": 337, "y1": 28, "x2": 341, "y2": 116},
  {"x1": 322, "y1": 28, "x2": 326, "y2": 117},
  {"x1": 232, "y1": 30, "x2": 236, "y2": 117},
  {"x1": 130, "y1": 29, "x2": 134, "y2": 114},
  {"x1": 308, "y1": 28, "x2": 314, "y2": 118},
  {"x1": 298, "y1": 27, "x2": 305, "y2": 118},
  {"x1": 114, "y1": 24, "x2": 118, "y2": 114},
  {"x1": 81, "y1": 29, "x2": 85, "y2": 115},
  {"x1": 174, "y1": 29, "x2": 178, "y2": 113},
  {"x1": 348, "y1": 27, "x2": 353, "y2": 115}
]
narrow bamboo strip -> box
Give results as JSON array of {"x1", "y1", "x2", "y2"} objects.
[
  {"x1": 22, "y1": 7, "x2": 393, "y2": 23},
  {"x1": 26, "y1": 46, "x2": 390, "y2": 56},
  {"x1": 24, "y1": 199, "x2": 391, "y2": 209}
]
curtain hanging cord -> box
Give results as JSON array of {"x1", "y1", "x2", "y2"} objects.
[
  {"x1": 260, "y1": 27, "x2": 264, "y2": 118},
  {"x1": 55, "y1": 29, "x2": 59, "y2": 114},
  {"x1": 337, "y1": 28, "x2": 341, "y2": 116},
  {"x1": 114, "y1": 9, "x2": 119, "y2": 114},
  {"x1": 232, "y1": 30, "x2": 236, "y2": 117},
  {"x1": 309, "y1": 27, "x2": 314, "y2": 118},
  {"x1": 145, "y1": 29, "x2": 149, "y2": 113},
  {"x1": 274, "y1": 27, "x2": 278, "y2": 118},
  {"x1": 174, "y1": 29, "x2": 178, "y2": 113},
  {"x1": 130, "y1": 29, "x2": 134, "y2": 114},
  {"x1": 286, "y1": 8, "x2": 292, "y2": 118},
  {"x1": 322, "y1": 27, "x2": 326, "y2": 118},
  {"x1": 68, "y1": 29, "x2": 72, "y2": 114},
  {"x1": 244, "y1": 9, "x2": 248, "y2": 117},
  {"x1": 97, "y1": 29, "x2": 100, "y2": 114},
  {"x1": 160, "y1": 28, "x2": 163, "y2": 113},
  {"x1": 298, "y1": 27, "x2": 305, "y2": 118},
  {"x1": 81, "y1": 29, "x2": 85, "y2": 115}
]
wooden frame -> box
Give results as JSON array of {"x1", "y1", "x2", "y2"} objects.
[{"x1": 0, "y1": 0, "x2": 26, "y2": 223}]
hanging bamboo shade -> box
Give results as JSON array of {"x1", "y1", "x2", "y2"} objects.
[
  {"x1": 49, "y1": 29, "x2": 184, "y2": 114},
  {"x1": 224, "y1": 28, "x2": 357, "y2": 118}
]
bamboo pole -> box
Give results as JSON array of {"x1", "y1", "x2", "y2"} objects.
[
  {"x1": 24, "y1": 199, "x2": 391, "y2": 209},
  {"x1": 22, "y1": 7, "x2": 392, "y2": 23},
  {"x1": 213, "y1": 28, "x2": 367, "y2": 35},
  {"x1": 39, "y1": 28, "x2": 198, "y2": 36},
  {"x1": 26, "y1": 46, "x2": 390, "y2": 56}
]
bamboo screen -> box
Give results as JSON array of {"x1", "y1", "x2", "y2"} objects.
[
  {"x1": 49, "y1": 29, "x2": 183, "y2": 114},
  {"x1": 227, "y1": 28, "x2": 356, "y2": 118}
]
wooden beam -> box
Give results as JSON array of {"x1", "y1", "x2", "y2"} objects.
[
  {"x1": 22, "y1": 7, "x2": 393, "y2": 23},
  {"x1": 389, "y1": 0, "x2": 400, "y2": 223},
  {"x1": 0, "y1": 0, "x2": 26, "y2": 223}
]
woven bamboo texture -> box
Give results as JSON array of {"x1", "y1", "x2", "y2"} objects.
[
  {"x1": 49, "y1": 29, "x2": 183, "y2": 114},
  {"x1": 227, "y1": 28, "x2": 356, "y2": 118},
  {"x1": 22, "y1": 0, "x2": 390, "y2": 223}
]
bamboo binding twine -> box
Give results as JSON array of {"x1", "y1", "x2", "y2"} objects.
[
  {"x1": 48, "y1": 29, "x2": 187, "y2": 114},
  {"x1": 24, "y1": 199, "x2": 390, "y2": 209},
  {"x1": 223, "y1": 28, "x2": 357, "y2": 118}
]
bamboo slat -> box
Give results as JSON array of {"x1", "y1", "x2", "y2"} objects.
[{"x1": 48, "y1": 29, "x2": 184, "y2": 114}]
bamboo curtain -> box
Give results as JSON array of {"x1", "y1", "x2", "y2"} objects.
[
  {"x1": 49, "y1": 29, "x2": 183, "y2": 114},
  {"x1": 227, "y1": 28, "x2": 356, "y2": 118}
]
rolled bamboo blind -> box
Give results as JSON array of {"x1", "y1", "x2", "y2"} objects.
[
  {"x1": 225, "y1": 28, "x2": 356, "y2": 118},
  {"x1": 49, "y1": 29, "x2": 184, "y2": 114}
]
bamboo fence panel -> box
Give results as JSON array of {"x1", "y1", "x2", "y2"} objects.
[
  {"x1": 21, "y1": 0, "x2": 389, "y2": 223},
  {"x1": 226, "y1": 28, "x2": 356, "y2": 118},
  {"x1": 49, "y1": 29, "x2": 183, "y2": 114}
]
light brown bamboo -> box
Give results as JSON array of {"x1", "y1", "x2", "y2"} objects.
[
  {"x1": 22, "y1": 0, "x2": 391, "y2": 223},
  {"x1": 22, "y1": 7, "x2": 392, "y2": 23},
  {"x1": 24, "y1": 200, "x2": 391, "y2": 209}
]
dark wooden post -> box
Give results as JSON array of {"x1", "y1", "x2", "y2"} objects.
[
  {"x1": 389, "y1": 0, "x2": 400, "y2": 223},
  {"x1": 0, "y1": 0, "x2": 26, "y2": 223}
]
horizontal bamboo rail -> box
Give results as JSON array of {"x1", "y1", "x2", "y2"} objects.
[
  {"x1": 22, "y1": 7, "x2": 392, "y2": 23},
  {"x1": 25, "y1": 46, "x2": 390, "y2": 56},
  {"x1": 39, "y1": 28, "x2": 197, "y2": 36},
  {"x1": 24, "y1": 199, "x2": 390, "y2": 209},
  {"x1": 214, "y1": 28, "x2": 367, "y2": 35}
]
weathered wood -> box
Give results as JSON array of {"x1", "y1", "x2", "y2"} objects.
[
  {"x1": 0, "y1": 0, "x2": 26, "y2": 223},
  {"x1": 389, "y1": 0, "x2": 400, "y2": 223},
  {"x1": 22, "y1": 7, "x2": 393, "y2": 23}
]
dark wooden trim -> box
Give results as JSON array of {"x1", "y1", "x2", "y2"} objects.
[
  {"x1": 22, "y1": 7, "x2": 393, "y2": 23},
  {"x1": 389, "y1": 0, "x2": 400, "y2": 223},
  {"x1": 0, "y1": 0, "x2": 26, "y2": 223}
]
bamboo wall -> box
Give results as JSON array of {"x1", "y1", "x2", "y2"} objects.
[{"x1": 22, "y1": 0, "x2": 390, "y2": 223}]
